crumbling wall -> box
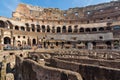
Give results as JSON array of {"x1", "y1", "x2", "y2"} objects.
[
  {"x1": 51, "y1": 58, "x2": 120, "y2": 80},
  {"x1": 13, "y1": 1, "x2": 120, "y2": 21},
  {"x1": 57, "y1": 58, "x2": 120, "y2": 69},
  {"x1": 15, "y1": 56, "x2": 82, "y2": 80}
]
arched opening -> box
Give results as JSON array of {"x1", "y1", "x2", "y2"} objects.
[
  {"x1": 42, "y1": 25, "x2": 45, "y2": 32},
  {"x1": 26, "y1": 26, "x2": 30, "y2": 31},
  {"x1": 56, "y1": 42, "x2": 58, "y2": 46},
  {"x1": 0, "y1": 20, "x2": 5, "y2": 28},
  {"x1": 31, "y1": 24, "x2": 35, "y2": 32},
  {"x1": 68, "y1": 26, "x2": 72, "y2": 33},
  {"x1": 92, "y1": 42, "x2": 96, "y2": 49},
  {"x1": 6, "y1": 20, "x2": 13, "y2": 29},
  {"x1": 85, "y1": 28, "x2": 91, "y2": 32},
  {"x1": 4, "y1": 37, "x2": 11, "y2": 44},
  {"x1": 61, "y1": 72, "x2": 68, "y2": 80},
  {"x1": 47, "y1": 41, "x2": 50, "y2": 46},
  {"x1": 62, "y1": 26, "x2": 66, "y2": 33},
  {"x1": 106, "y1": 26, "x2": 111, "y2": 30},
  {"x1": 61, "y1": 42, "x2": 64, "y2": 48},
  {"x1": 32, "y1": 39, "x2": 36, "y2": 45},
  {"x1": 92, "y1": 28, "x2": 97, "y2": 32},
  {"x1": 79, "y1": 28, "x2": 84, "y2": 32},
  {"x1": 17, "y1": 41, "x2": 21, "y2": 47},
  {"x1": 106, "y1": 41, "x2": 111, "y2": 49},
  {"x1": 21, "y1": 26, "x2": 25, "y2": 31},
  {"x1": 25, "y1": 23, "x2": 29, "y2": 27},
  {"x1": 15, "y1": 26, "x2": 19, "y2": 30},
  {"x1": 57, "y1": 27, "x2": 61, "y2": 33},
  {"x1": 25, "y1": 23, "x2": 30, "y2": 31},
  {"x1": 47, "y1": 25, "x2": 50, "y2": 33},
  {"x1": 74, "y1": 25, "x2": 78, "y2": 33},
  {"x1": 99, "y1": 27, "x2": 104, "y2": 31},
  {"x1": 52, "y1": 26, "x2": 55, "y2": 33},
  {"x1": 36, "y1": 25, "x2": 40, "y2": 32}
]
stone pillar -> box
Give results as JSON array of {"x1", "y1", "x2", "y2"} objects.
[
  {"x1": 72, "y1": 26, "x2": 74, "y2": 33},
  {"x1": 0, "y1": 59, "x2": 7, "y2": 80},
  {"x1": 61, "y1": 27, "x2": 62, "y2": 33},
  {"x1": 11, "y1": 38, "x2": 13, "y2": 46},
  {"x1": 66, "y1": 26, "x2": 68, "y2": 33}
]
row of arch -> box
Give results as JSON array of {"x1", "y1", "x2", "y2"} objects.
[
  {"x1": 3, "y1": 36, "x2": 120, "y2": 50},
  {"x1": 12, "y1": 25, "x2": 113, "y2": 33},
  {"x1": 3, "y1": 37, "x2": 37, "y2": 46},
  {"x1": 0, "y1": 20, "x2": 120, "y2": 33}
]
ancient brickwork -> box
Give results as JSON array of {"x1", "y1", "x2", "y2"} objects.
[
  {"x1": 15, "y1": 56, "x2": 82, "y2": 80},
  {"x1": 49, "y1": 58, "x2": 120, "y2": 80}
]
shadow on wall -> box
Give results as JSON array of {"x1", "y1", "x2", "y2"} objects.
[{"x1": 61, "y1": 72, "x2": 68, "y2": 80}]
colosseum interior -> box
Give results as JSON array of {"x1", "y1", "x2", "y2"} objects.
[{"x1": 0, "y1": 0, "x2": 120, "y2": 80}]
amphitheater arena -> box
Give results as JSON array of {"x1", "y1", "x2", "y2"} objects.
[
  {"x1": 0, "y1": 0, "x2": 120, "y2": 80},
  {"x1": 1, "y1": 1, "x2": 120, "y2": 50}
]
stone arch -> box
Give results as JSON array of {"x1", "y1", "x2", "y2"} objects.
[
  {"x1": 25, "y1": 23, "x2": 30, "y2": 31},
  {"x1": 62, "y1": 26, "x2": 66, "y2": 33},
  {"x1": 36, "y1": 25, "x2": 40, "y2": 32},
  {"x1": 106, "y1": 26, "x2": 111, "y2": 30},
  {"x1": 99, "y1": 27, "x2": 104, "y2": 31},
  {"x1": 26, "y1": 26, "x2": 30, "y2": 32},
  {"x1": 106, "y1": 41, "x2": 112, "y2": 49},
  {"x1": 56, "y1": 42, "x2": 58, "y2": 46},
  {"x1": 4, "y1": 37, "x2": 11, "y2": 44},
  {"x1": 15, "y1": 26, "x2": 19, "y2": 30},
  {"x1": 92, "y1": 28, "x2": 97, "y2": 32},
  {"x1": 21, "y1": 26, "x2": 25, "y2": 31},
  {"x1": 52, "y1": 26, "x2": 55, "y2": 33},
  {"x1": 32, "y1": 39, "x2": 36, "y2": 45},
  {"x1": 79, "y1": 28, "x2": 84, "y2": 32},
  {"x1": 57, "y1": 27, "x2": 61, "y2": 33},
  {"x1": 85, "y1": 28, "x2": 91, "y2": 32},
  {"x1": 25, "y1": 23, "x2": 29, "y2": 27},
  {"x1": 42, "y1": 25, "x2": 46, "y2": 32},
  {"x1": 74, "y1": 25, "x2": 78, "y2": 33},
  {"x1": 31, "y1": 24, "x2": 35, "y2": 32},
  {"x1": 6, "y1": 20, "x2": 13, "y2": 29},
  {"x1": 17, "y1": 40, "x2": 21, "y2": 46},
  {"x1": 92, "y1": 41, "x2": 96, "y2": 49},
  {"x1": 0, "y1": 20, "x2": 5, "y2": 28},
  {"x1": 61, "y1": 72, "x2": 68, "y2": 80},
  {"x1": 47, "y1": 25, "x2": 50, "y2": 33},
  {"x1": 68, "y1": 26, "x2": 72, "y2": 33}
]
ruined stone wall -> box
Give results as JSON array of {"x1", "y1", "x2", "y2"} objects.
[
  {"x1": 57, "y1": 58, "x2": 120, "y2": 69},
  {"x1": 15, "y1": 56, "x2": 82, "y2": 80},
  {"x1": 50, "y1": 58, "x2": 120, "y2": 80},
  {"x1": 13, "y1": 1, "x2": 120, "y2": 22}
]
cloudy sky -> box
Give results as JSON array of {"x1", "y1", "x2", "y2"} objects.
[{"x1": 0, "y1": 0, "x2": 112, "y2": 18}]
